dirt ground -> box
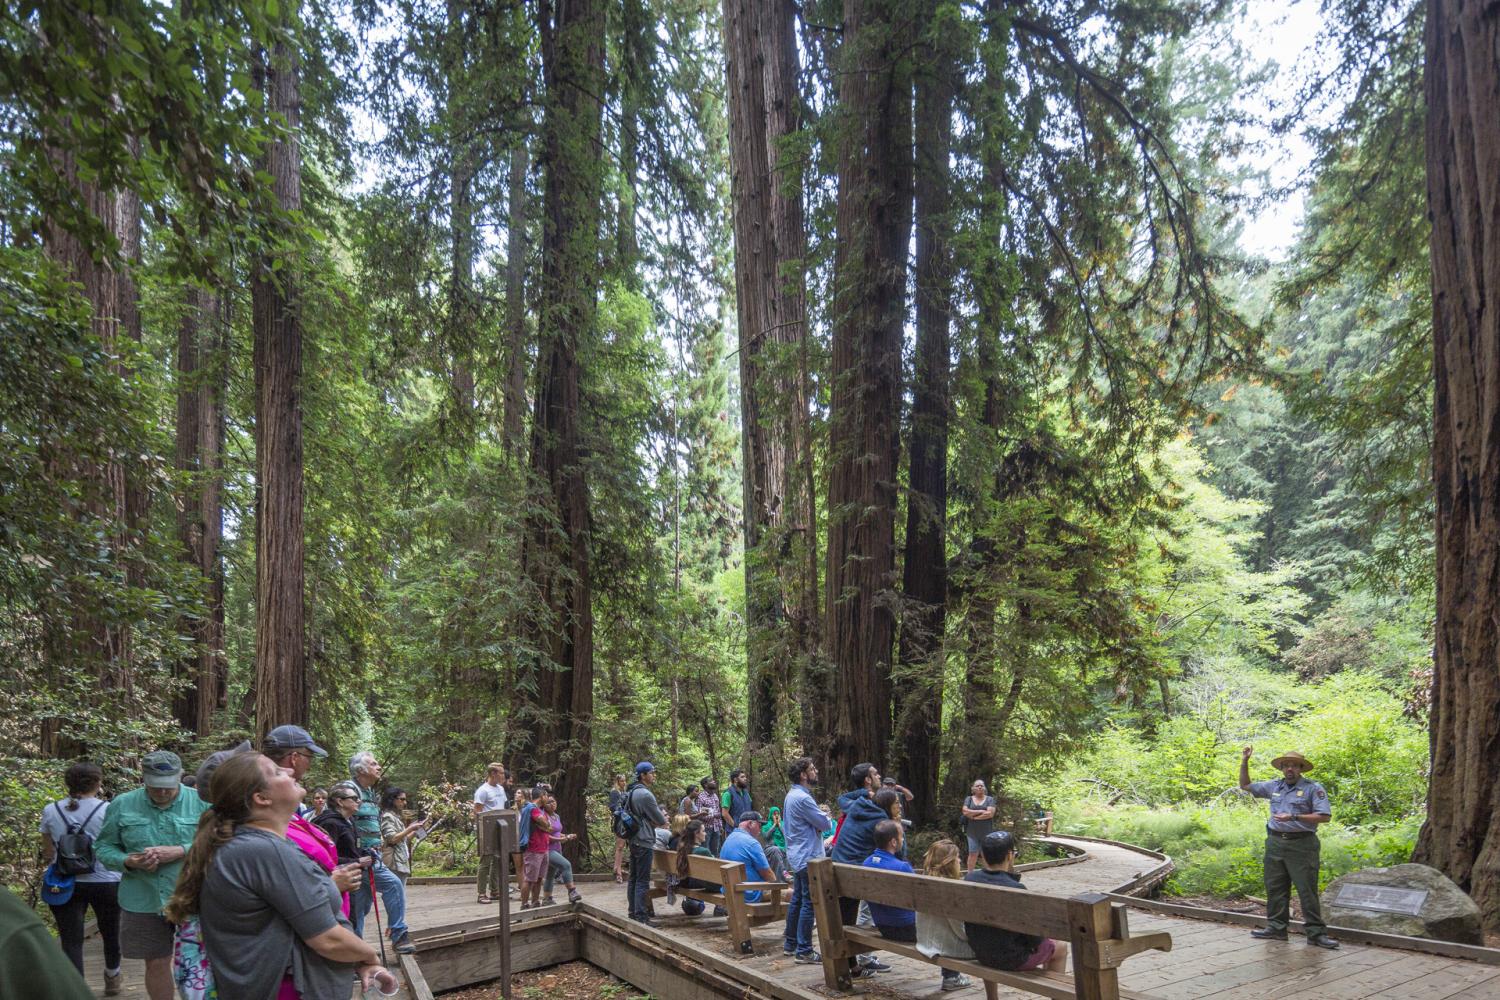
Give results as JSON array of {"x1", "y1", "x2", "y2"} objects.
[{"x1": 438, "y1": 962, "x2": 651, "y2": 999}]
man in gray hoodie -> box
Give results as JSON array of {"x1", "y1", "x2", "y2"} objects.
[{"x1": 625, "y1": 762, "x2": 668, "y2": 925}]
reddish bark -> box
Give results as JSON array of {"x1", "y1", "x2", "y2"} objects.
[
  {"x1": 824, "y1": 0, "x2": 913, "y2": 782},
  {"x1": 1414, "y1": 0, "x2": 1500, "y2": 932}
]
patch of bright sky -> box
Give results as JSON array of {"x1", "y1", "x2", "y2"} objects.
[{"x1": 1229, "y1": 1, "x2": 1327, "y2": 261}]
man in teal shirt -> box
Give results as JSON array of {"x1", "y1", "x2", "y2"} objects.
[
  {"x1": 349, "y1": 750, "x2": 413, "y2": 952},
  {"x1": 95, "y1": 750, "x2": 207, "y2": 1000}
]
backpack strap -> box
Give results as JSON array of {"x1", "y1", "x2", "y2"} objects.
[{"x1": 78, "y1": 800, "x2": 105, "y2": 833}]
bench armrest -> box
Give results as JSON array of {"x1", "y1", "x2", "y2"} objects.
[{"x1": 1100, "y1": 931, "x2": 1173, "y2": 966}]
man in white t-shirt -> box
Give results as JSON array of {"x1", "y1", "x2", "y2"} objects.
[{"x1": 473, "y1": 763, "x2": 509, "y2": 903}]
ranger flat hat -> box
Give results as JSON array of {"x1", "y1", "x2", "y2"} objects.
[{"x1": 1271, "y1": 751, "x2": 1313, "y2": 771}]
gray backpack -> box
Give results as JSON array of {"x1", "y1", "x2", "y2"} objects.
[{"x1": 52, "y1": 801, "x2": 104, "y2": 877}]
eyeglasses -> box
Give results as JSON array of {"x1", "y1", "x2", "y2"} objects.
[{"x1": 285, "y1": 749, "x2": 314, "y2": 761}]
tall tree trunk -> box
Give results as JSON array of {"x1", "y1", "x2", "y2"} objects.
[
  {"x1": 824, "y1": 0, "x2": 912, "y2": 782},
  {"x1": 722, "y1": 0, "x2": 820, "y2": 780},
  {"x1": 447, "y1": 0, "x2": 476, "y2": 424},
  {"x1": 617, "y1": 0, "x2": 645, "y2": 286},
  {"x1": 1414, "y1": 0, "x2": 1500, "y2": 932},
  {"x1": 502, "y1": 141, "x2": 530, "y2": 457},
  {"x1": 252, "y1": 25, "x2": 307, "y2": 738},
  {"x1": 892, "y1": 0, "x2": 955, "y2": 827},
  {"x1": 523, "y1": 0, "x2": 604, "y2": 865},
  {"x1": 174, "y1": 285, "x2": 227, "y2": 736}
]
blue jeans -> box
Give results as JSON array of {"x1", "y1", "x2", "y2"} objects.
[
  {"x1": 783, "y1": 868, "x2": 815, "y2": 955},
  {"x1": 352, "y1": 859, "x2": 408, "y2": 938}
]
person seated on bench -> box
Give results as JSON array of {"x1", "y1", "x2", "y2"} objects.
[
  {"x1": 964, "y1": 831, "x2": 1067, "y2": 975},
  {"x1": 916, "y1": 839, "x2": 975, "y2": 992},
  {"x1": 719, "y1": 812, "x2": 776, "y2": 904},
  {"x1": 673, "y1": 819, "x2": 725, "y2": 916},
  {"x1": 864, "y1": 821, "x2": 970, "y2": 993}
]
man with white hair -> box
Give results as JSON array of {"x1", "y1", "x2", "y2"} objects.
[{"x1": 349, "y1": 751, "x2": 414, "y2": 953}]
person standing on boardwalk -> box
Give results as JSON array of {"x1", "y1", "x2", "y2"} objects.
[
  {"x1": 39, "y1": 762, "x2": 121, "y2": 994},
  {"x1": 94, "y1": 751, "x2": 206, "y2": 1000},
  {"x1": 961, "y1": 780, "x2": 997, "y2": 871},
  {"x1": 624, "y1": 762, "x2": 668, "y2": 925},
  {"x1": 722, "y1": 769, "x2": 754, "y2": 827},
  {"x1": 781, "y1": 756, "x2": 831, "y2": 964},
  {"x1": 608, "y1": 773, "x2": 628, "y2": 884},
  {"x1": 1240, "y1": 746, "x2": 1339, "y2": 949},
  {"x1": 348, "y1": 751, "x2": 414, "y2": 953},
  {"x1": 695, "y1": 778, "x2": 725, "y2": 854},
  {"x1": 473, "y1": 763, "x2": 509, "y2": 904}
]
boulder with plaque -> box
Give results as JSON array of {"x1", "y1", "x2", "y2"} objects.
[{"x1": 1321, "y1": 863, "x2": 1482, "y2": 944}]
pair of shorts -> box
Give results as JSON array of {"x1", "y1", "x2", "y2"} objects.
[
  {"x1": 1015, "y1": 937, "x2": 1056, "y2": 971},
  {"x1": 121, "y1": 910, "x2": 176, "y2": 959},
  {"x1": 966, "y1": 835, "x2": 982, "y2": 856},
  {"x1": 522, "y1": 851, "x2": 549, "y2": 882}
]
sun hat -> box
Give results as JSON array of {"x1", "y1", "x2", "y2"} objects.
[
  {"x1": 1271, "y1": 751, "x2": 1313, "y2": 771},
  {"x1": 142, "y1": 750, "x2": 184, "y2": 789}
]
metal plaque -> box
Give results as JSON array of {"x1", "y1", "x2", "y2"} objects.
[{"x1": 1333, "y1": 883, "x2": 1429, "y2": 916}]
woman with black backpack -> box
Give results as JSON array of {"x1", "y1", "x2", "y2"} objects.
[{"x1": 39, "y1": 761, "x2": 122, "y2": 995}]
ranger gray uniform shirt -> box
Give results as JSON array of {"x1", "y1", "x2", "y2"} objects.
[{"x1": 1247, "y1": 777, "x2": 1331, "y2": 834}]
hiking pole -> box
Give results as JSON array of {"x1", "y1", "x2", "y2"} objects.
[{"x1": 368, "y1": 865, "x2": 389, "y2": 966}]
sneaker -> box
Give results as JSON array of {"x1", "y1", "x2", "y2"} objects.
[
  {"x1": 542, "y1": 895, "x2": 555, "y2": 906},
  {"x1": 568, "y1": 888, "x2": 582, "y2": 904},
  {"x1": 712, "y1": 905, "x2": 727, "y2": 916},
  {"x1": 391, "y1": 930, "x2": 416, "y2": 955},
  {"x1": 104, "y1": 971, "x2": 122, "y2": 997},
  {"x1": 520, "y1": 901, "x2": 534, "y2": 910},
  {"x1": 860, "y1": 956, "x2": 893, "y2": 973},
  {"x1": 793, "y1": 950, "x2": 822, "y2": 964},
  {"x1": 632, "y1": 915, "x2": 660, "y2": 928},
  {"x1": 942, "y1": 974, "x2": 973, "y2": 992},
  {"x1": 783, "y1": 947, "x2": 796, "y2": 957}
]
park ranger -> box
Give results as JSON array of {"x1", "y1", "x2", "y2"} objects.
[{"x1": 1239, "y1": 746, "x2": 1339, "y2": 950}]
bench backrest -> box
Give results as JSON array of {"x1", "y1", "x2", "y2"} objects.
[
  {"x1": 822, "y1": 860, "x2": 1081, "y2": 940},
  {"x1": 652, "y1": 847, "x2": 741, "y2": 886}
]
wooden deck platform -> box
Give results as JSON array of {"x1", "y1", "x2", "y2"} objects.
[{"x1": 78, "y1": 837, "x2": 1500, "y2": 999}]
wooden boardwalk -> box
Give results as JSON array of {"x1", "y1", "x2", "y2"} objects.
[{"x1": 78, "y1": 837, "x2": 1500, "y2": 999}]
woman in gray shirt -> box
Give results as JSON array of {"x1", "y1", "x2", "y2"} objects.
[{"x1": 165, "y1": 754, "x2": 396, "y2": 1000}]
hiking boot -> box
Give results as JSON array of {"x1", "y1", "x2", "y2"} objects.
[
  {"x1": 632, "y1": 915, "x2": 660, "y2": 928},
  {"x1": 1307, "y1": 934, "x2": 1340, "y2": 950},
  {"x1": 104, "y1": 971, "x2": 122, "y2": 997},
  {"x1": 391, "y1": 930, "x2": 416, "y2": 955},
  {"x1": 1250, "y1": 927, "x2": 1288, "y2": 941},
  {"x1": 793, "y1": 950, "x2": 822, "y2": 964},
  {"x1": 941, "y1": 974, "x2": 973, "y2": 992}
]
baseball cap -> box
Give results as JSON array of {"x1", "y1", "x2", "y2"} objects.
[
  {"x1": 142, "y1": 750, "x2": 184, "y2": 789},
  {"x1": 195, "y1": 740, "x2": 252, "y2": 797},
  {"x1": 738, "y1": 811, "x2": 764, "y2": 826},
  {"x1": 262, "y1": 724, "x2": 328, "y2": 758},
  {"x1": 634, "y1": 761, "x2": 656, "y2": 776}
]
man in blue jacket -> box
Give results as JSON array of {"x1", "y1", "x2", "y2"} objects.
[
  {"x1": 831, "y1": 762, "x2": 894, "y2": 976},
  {"x1": 863, "y1": 821, "x2": 969, "y2": 992}
]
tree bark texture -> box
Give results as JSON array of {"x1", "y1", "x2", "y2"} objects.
[
  {"x1": 173, "y1": 285, "x2": 228, "y2": 736},
  {"x1": 39, "y1": 151, "x2": 142, "y2": 753},
  {"x1": 447, "y1": 0, "x2": 476, "y2": 424},
  {"x1": 893, "y1": 0, "x2": 956, "y2": 827},
  {"x1": 824, "y1": 0, "x2": 912, "y2": 783},
  {"x1": 524, "y1": 0, "x2": 605, "y2": 864},
  {"x1": 503, "y1": 141, "x2": 531, "y2": 457},
  {"x1": 252, "y1": 30, "x2": 307, "y2": 738},
  {"x1": 721, "y1": 0, "x2": 821, "y2": 779},
  {"x1": 1415, "y1": 0, "x2": 1500, "y2": 932}
]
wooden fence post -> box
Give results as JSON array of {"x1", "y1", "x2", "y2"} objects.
[{"x1": 1066, "y1": 891, "x2": 1120, "y2": 1000}]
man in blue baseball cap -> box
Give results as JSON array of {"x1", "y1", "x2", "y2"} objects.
[
  {"x1": 261, "y1": 726, "x2": 328, "y2": 819},
  {"x1": 624, "y1": 762, "x2": 667, "y2": 925}
]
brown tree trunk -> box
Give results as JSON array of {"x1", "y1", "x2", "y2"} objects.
[
  {"x1": 447, "y1": 0, "x2": 476, "y2": 424},
  {"x1": 173, "y1": 285, "x2": 227, "y2": 736},
  {"x1": 523, "y1": 0, "x2": 604, "y2": 864},
  {"x1": 892, "y1": 1, "x2": 955, "y2": 827},
  {"x1": 502, "y1": 141, "x2": 530, "y2": 457},
  {"x1": 722, "y1": 0, "x2": 820, "y2": 779},
  {"x1": 1414, "y1": 0, "x2": 1500, "y2": 932},
  {"x1": 824, "y1": 0, "x2": 912, "y2": 782},
  {"x1": 252, "y1": 26, "x2": 307, "y2": 738}
]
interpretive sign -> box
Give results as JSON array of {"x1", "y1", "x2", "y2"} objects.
[{"x1": 1333, "y1": 883, "x2": 1428, "y2": 916}]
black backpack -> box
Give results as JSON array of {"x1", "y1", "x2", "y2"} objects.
[
  {"x1": 52, "y1": 801, "x2": 105, "y2": 877},
  {"x1": 612, "y1": 782, "x2": 643, "y2": 839}
]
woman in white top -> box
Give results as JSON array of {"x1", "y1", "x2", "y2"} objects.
[
  {"x1": 40, "y1": 762, "x2": 123, "y2": 995},
  {"x1": 916, "y1": 839, "x2": 974, "y2": 993}
]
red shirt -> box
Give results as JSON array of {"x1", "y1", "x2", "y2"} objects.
[{"x1": 525, "y1": 806, "x2": 552, "y2": 854}]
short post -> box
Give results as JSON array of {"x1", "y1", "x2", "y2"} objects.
[
  {"x1": 807, "y1": 859, "x2": 853, "y2": 992},
  {"x1": 479, "y1": 809, "x2": 517, "y2": 1000},
  {"x1": 1066, "y1": 891, "x2": 1120, "y2": 1000}
]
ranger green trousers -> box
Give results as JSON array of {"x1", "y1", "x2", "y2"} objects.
[{"x1": 1264, "y1": 834, "x2": 1326, "y2": 936}]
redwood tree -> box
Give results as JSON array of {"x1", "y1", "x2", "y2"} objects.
[
  {"x1": 824, "y1": 0, "x2": 913, "y2": 782},
  {"x1": 522, "y1": 0, "x2": 605, "y2": 861},
  {"x1": 722, "y1": 0, "x2": 820, "y2": 777},
  {"x1": 252, "y1": 23, "x2": 307, "y2": 737},
  {"x1": 1414, "y1": 0, "x2": 1500, "y2": 930}
]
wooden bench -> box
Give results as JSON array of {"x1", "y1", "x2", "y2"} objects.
[
  {"x1": 649, "y1": 846, "x2": 787, "y2": 954},
  {"x1": 806, "y1": 858, "x2": 1170, "y2": 1000}
]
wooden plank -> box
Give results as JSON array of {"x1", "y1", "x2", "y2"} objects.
[
  {"x1": 1189, "y1": 945, "x2": 1409, "y2": 1000},
  {"x1": 1144, "y1": 938, "x2": 1393, "y2": 999},
  {"x1": 1069, "y1": 892, "x2": 1121, "y2": 1000},
  {"x1": 412, "y1": 914, "x2": 578, "y2": 993},
  {"x1": 398, "y1": 953, "x2": 436, "y2": 1000},
  {"x1": 1362, "y1": 963, "x2": 1500, "y2": 999},
  {"x1": 1107, "y1": 894, "x2": 1500, "y2": 967},
  {"x1": 828, "y1": 861, "x2": 1077, "y2": 941},
  {"x1": 808, "y1": 858, "x2": 855, "y2": 992}
]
